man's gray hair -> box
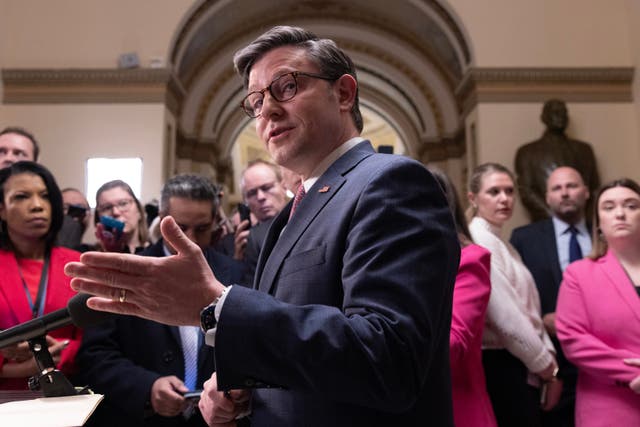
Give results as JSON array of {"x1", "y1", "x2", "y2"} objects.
[
  {"x1": 233, "y1": 25, "x2": 363, "y2": 132},
  {"x1": 160, "y1": 174, "x2": 220, "y2": 216}
]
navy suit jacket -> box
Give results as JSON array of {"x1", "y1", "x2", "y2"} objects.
[
  {"x1": 214, "y1": 141, "x2": 459, "y2": 426},
  {"x1": 77, "y1": 240, "x2": 244, "y2": 427},
  {"x1": 510, "y1": 219, "x2": 563, "y2": 315},
  {"x1": 510, "y1": 219, "x2": 579, "y2": 401}
]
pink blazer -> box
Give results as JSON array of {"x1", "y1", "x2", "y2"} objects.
[
  {"x1": 0, "y1": 247, "x2": 82, "y2": 389},
  {"x1": 450, "y1": 244, "x2": 497, "y2": 427},
  {"x1": 556, "y1": 250, "x2": 640, "y2": 426}
]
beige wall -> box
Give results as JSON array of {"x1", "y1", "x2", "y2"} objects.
[
  {"x1": 451, "y1": 0, "x2": 633, "y2": 67},
  {"x1": 1, "y1": 0, "x2": 639, "y2": 237},
  {"x1": 0, "y1": 0, "x2": 194, "y2": 68},
  {"x1": 0, "y1": 0, "x2": 195, "y2": 242},
  {"x1": 0, "y1": 104, "x2": 166, "y2": 205}
]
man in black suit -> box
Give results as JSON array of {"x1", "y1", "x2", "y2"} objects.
[
  {"x1": 511, "y1": 166, "x2": 592, "y2": 427},
  {"x1": 67, "y1": 26, "x2": 458, "y2": 426},
  {"x1": 77, "y1": 174, "x2": 244, "y2": 426}
]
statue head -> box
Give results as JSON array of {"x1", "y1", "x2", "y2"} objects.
[{"x1": 541, "y1": 99, "x2": 569, "y2": 133}]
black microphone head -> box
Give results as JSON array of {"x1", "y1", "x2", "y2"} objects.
[{"x1": 67, "y1": 293, "x2": 113, "y2": 328}]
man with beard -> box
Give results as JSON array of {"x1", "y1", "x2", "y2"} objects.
[{"x1": 511, "y1": 166, "x2": 592, "y2": 427}]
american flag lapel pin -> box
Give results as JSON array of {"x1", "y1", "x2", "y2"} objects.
[{"x1": 318, "y1": 185, "x2": 330, "y2": 193}]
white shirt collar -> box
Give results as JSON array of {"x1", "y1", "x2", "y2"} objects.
[
  {"x1": 551, "y1": 216, "x2": 588, "y2": 237},
  {"x1": 302, "y1": 137, "x2": 365, "y2": 192}
]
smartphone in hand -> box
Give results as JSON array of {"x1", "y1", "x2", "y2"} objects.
[
  {"x1": 237, "y1": 203, "x2": 252, "y2": 228},
  {"x1": 183, "y1": 390, "x2": 202, "y2": 402},
  {"x1": 99, "y1": 216, "x2": 125, "y2": 239}
]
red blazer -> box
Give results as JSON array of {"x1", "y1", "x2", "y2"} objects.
[
  {"x1": 556, "y1": 250, "x2": 640, "y2": 426},
  {"x1": 0, "y1": 247, "x2": 81, "y2": 389},
  {"x1": 450, "y1": 244, "x2": 497, "y2": 427}
]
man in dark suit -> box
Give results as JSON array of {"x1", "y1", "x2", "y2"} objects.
[
  {"x1": 66, "y1": 25, "x2": 459, "y2": 426},
  {"x1": 77, "y1": 174, "x2": 244, "y2": 427},
  {"x1": 511, "y1": 166, "x2": 592, "y2": 427}
]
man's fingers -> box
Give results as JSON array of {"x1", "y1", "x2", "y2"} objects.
[
  {"x1": 83, "y1": 294, "x2": 141, "y2": 316},
  {"x1": 66, "y1": 262, "x2": 145, "y2": 293},
  {"x1": 66, "y1": 251, "x2": 151, "y2": 278},
  {"x1": 624, "y1": 358, "x2": 640, "y2": 366},
  {"x1": 160, "y1": 216, "x2": 201, "y2": 256}
]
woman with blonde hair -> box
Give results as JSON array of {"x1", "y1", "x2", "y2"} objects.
[
  {"x1": 467, "y1": 162, "x2": 560, "y2": 426},
  {"x1": 556, "y1": 178, "x2": 640, "y2": 426}
]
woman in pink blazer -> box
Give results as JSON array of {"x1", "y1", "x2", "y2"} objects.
[
  {"x1": 556, "y1": 178, "x2": 640, "y2": 426},
  {"x1": 430, "y1": 168, "x2": 497, "y2": 427}
]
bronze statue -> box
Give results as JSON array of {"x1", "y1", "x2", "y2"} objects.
[{"x1": 515, "y1": 99, "x2": 600, "y2": 222}]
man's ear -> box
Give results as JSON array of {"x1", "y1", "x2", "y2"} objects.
[{"x1": 335, "y1": 74, "x2": 357, "y2": 113}]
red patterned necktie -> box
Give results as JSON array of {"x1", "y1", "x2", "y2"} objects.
[{"x1": 289, "y1": 184, "x2": 306, "y2": 219}]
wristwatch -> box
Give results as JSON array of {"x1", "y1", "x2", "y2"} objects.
[{"x1": 200, "y1": 294, "x2": 222, "y2": 332}]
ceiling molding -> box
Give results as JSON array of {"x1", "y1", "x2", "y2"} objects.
[
  {"x1": 1, "y1": 68, "x2": 184, "y2": 113},
  {"x1": 457, "y1": 67, "x2": 635, "y2": 114}
]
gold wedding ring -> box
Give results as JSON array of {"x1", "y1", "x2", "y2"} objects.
[{"x1": 118, "y1": 288, "x2": 127, "y2": 303}]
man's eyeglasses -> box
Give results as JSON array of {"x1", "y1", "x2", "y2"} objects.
[
  {"x1": 241, "y1": 71, "x2": 337, "y2": 118},
  {"x1": 97, "y1": 198, "x2": 134, "y2": 215},
  {"x1": 245, "y1": 182, "x2": 277, "y2": 199}
]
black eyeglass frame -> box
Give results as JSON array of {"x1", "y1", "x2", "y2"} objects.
[{"x1": 240, "y1": 71, "x2": 338, "y2": 118}]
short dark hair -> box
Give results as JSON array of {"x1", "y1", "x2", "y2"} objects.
[
  {"x1": 0, "y1": 161, "x2": 63, "y2": 250},
  {"x1": 233, "y1": 25, "x2": 363, "y2": 132},
  {"x1": 0, "y1": 126, "x2": 40, "y2": 161},
  {"x1": 159, "y1": 174, "x2": 220, "y2": 217},
  {"x1": 94, "y1": 179, "x2": 148, "y2": 244},
  {"x1": 589, "y1": 177, "x2": 640, "y2": 259}
]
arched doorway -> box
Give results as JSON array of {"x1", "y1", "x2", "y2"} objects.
[{"x1": 167, "y1": 0, "x2": 473, "y2": 203}]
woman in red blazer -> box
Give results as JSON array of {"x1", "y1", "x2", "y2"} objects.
[
  {"x1": 0, "y1": 161, "x2": 81, "y2": 389},
  {"x1": 556, "y1": 178, "x2": 640, "y2": 426},
  {"x1": 430, "y1": 168, "x2": 497, "y2": 427}
]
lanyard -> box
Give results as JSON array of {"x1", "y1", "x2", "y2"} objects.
[{"x1": 18, "y1": 251, "x2": 51, "y2": 319}]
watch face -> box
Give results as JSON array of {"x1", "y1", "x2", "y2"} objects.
[{"x1": 200, "y1": 304, "x2": 217, "y2": 331}]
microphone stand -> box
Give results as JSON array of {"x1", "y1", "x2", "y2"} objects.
[{"x1": 26, "y1": 335, "x2": 84, "y2": 397}]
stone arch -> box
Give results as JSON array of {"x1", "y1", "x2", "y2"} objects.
[{"x1": 167, "y1": 0, "x2": 473, "y2": 195}]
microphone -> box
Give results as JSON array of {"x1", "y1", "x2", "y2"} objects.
[{"x1": 0, "y1": 293, "x2": 112, "y2": 349}]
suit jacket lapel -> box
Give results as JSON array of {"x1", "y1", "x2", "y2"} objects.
[
  {"x1": 256, "y1": 141, "x2": 375, "y2": 295},
  {"x1": 543, "y1": 219, "x2": 563, "y2": 287},
  {"x1": 601, "y1": 250, "x2": 640, "y2": 324}
]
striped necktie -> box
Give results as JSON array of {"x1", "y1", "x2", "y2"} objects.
[{"x1": 179, "y1": 325, "x2": 199, "y2": 391}]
